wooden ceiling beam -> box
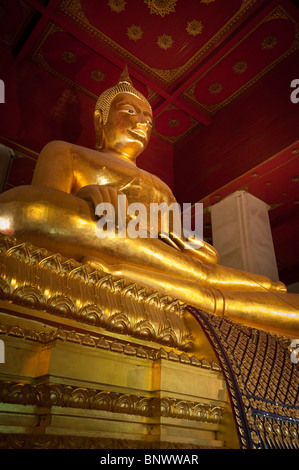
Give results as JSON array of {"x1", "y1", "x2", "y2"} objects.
[
  {"x1": 52, "y1": 13, "x2": 212, "y2": 125},
  {"x1": 23, "y1": 0, "x2": 212, "y2": 125},
  {"x1": 20, "y1": 0, "x2": 288, "y2": 127},
  {"x1": 168, "y1": 0, "x2": 284, "y2": 97},
  {"x1": 15, "y1": 0, "x2": 62, "y2": 63},
  {"x1": 154, "y1": 0, "x2": 284, "y2": 121}
]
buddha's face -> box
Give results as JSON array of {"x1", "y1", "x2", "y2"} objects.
[{"x1": 101, "y1": 92, "x2": 153, "y2": 159}]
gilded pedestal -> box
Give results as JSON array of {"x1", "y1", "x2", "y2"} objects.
[{"x1": 0, "y1": 235, "x2": 238, "y2": 449}]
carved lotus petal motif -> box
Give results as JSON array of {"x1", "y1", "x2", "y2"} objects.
[
  {"x1": 12, "y1": 286, "x2": 44, "y2": 309},
  {"x1": 94, "y1": 391, "x2": 113, "y2": 411},
  {"x1": 47, "y1": 295, "x2": 75, "y2": 317},
  {"x1": 71, "y1": 388, "x2": 90, "y2": 408},
  {"x1": 106, "y1": 312, "x2": 130, "y2": 334},
  {"x1": 78, "y1": 305, "x2": 104, "y2": 326}
]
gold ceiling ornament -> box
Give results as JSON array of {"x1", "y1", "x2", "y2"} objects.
[
  {"x1": 108, "y1": 0, "x2": 126, "y2": 13},
  {"x1": 91, "y1": 70, "x2": 106, "y2": 82},
  {"x1": 61, "y1": 50, "x2": 77, "y2": 63},
  {"x1": 208, "y1": 82, "x2": 223, "y2": 93},
  {"x1": 59, "y1": 0, "x2": 269, "y2": 86},
  {"x1": 200, "y1": 0, "x2": 215, "y2": 3},
  {"x1": 186, "y1": 19, "x2": 204, "y2": 36},
  {"x1": 144, "y1": 0, "x2": 177, "y2": 17},
  {"x1": 157, "y1": 34, "x2": 173, "y2": 50},
  {"x1": 260, "y1": 34, "x2": 278, "y2": 50},
  {"x1": 127, "y1": 25, "x2": 144, "y2": 41},
  {"x1": 168, "y1": 118, "x2": 180, "y2": 128},
  {"x1": 233, "y1": 60, "x2": 248, "y2": 74}
]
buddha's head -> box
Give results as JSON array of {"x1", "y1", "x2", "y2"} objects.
[{"x1": 94, "y1": 66, "x2": 153, "y2": 161}]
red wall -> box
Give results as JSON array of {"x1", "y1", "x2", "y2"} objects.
[
  {"x1": 138, "y1": 134, "x2": 174, "y2": 190},
  {"x1": 173, "y1": 52, "x2": 299, "y2": 204}
]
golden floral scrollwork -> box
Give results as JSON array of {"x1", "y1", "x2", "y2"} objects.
[
  {"x1": 208, "y1": 82, "x2": 223, "y2": 94},
  {"x1": 126, "y1": 25, "x2": 143, "y2": 41},
  {"x1": 91, "y1": 70, "x2": 106, "y2": 82},
  {"x1": 0, "y1": 235, "x2": 194, "y2": 350},
  {"x1": 157, "y1": 34, "x2": 173, "y2": 50},
  {"x1": 186, "y1": 20, "x2": 204, "y2": 36},
  {"x1": 0, "y1": 314, "x2": 220, "y2": 371},
  {"x1": 145, "y1": 0, "x2": 177, "y2": 17},
  {"x1": 168, "y1": 118, "x2": 180, "y2": 128},
  {"x1": 108, "y1": 0, "x2": 126, "y2": 13},
  {"x1": 0, "y1": 381, "x2": 224, "y2": 425},
  {"x1": 260, "y1": 34, "x2": 278, "y2": 50},
  {"x1": 61, "y1": 50, "x2": 77, "y2": 63},
  {"x1": 233, "y1": 60, "x2": 248, "y2": 74}
]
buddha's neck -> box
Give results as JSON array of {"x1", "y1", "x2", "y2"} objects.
[{"x1": 101, "y1": 147, "x2": 137, "y2": 165}]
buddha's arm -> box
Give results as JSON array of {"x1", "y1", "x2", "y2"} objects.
[
  {"x1": 75, "y1": 184, "x2": 128, "y2": 222},
  {"x1": 155, "y1": 178, "x2": 219, "y2": 264},
  {"x1": 32, "y1": 140, "x2": 74, "y2": 193}
]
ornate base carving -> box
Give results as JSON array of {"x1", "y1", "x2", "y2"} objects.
[
  {"x1": 0, "y1": 235, "x2": 192, "y2": 350},
  {"x1": 0, "y1": 306, "x2": 231, "y2": 449},
  {"x1": 0, "y1": 235, "x2": 238, "y2": 449}
]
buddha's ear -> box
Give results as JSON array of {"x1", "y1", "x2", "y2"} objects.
[
  {"x1": 94, "y1": 109, "x2": 103, "y2": 132},
  {"x1": 94, "y1": 109, "x2": 105, "y2": 150}
]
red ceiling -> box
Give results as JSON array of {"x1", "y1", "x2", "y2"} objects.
[{"x1": 0, "y1": 0, "x2": 298, "y2": 285}]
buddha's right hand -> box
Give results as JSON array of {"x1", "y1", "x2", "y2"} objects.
[{"x1": 75, "y1": 184, "x2": 128, "y2": 221}]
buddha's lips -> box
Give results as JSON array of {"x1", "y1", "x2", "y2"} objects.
[{"x1": 129, "y1": 129, "x2": 148, "y2": 142}]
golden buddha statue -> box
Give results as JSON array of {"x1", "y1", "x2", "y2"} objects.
[{"x1": 0, "y1": 67, "x2": 298, "y2": 337}]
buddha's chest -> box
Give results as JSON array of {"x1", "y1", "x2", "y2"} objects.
[{"x1": 72, "y1": 152, "x2": 162, "y2": 204}]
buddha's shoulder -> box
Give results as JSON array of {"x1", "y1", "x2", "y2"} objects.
[
  {"x1": 41, "y1": 140, "x2": 94, "y2": 155},
  {"x1": 140, "y1": 168, "x2": 174, "y2": 198}
]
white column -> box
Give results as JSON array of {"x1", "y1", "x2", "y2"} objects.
[{"x1": 211, "y1": 190, "x2": 279, "y2": 281}]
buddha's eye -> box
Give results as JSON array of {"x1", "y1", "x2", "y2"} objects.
[
  {"x1": 148, "y1": 121, "x2": 153, "y2": 127},
  {"x1": 121, "y1": 106, "x2": 136, "y2": 114}
]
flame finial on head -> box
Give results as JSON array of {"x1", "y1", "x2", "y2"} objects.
[
  {"x1": 118, "y1": 64, "x2": 133, "y2": 85},
  {"x1": 95, "y1": 65, "x2": 151, "y2": 125}
]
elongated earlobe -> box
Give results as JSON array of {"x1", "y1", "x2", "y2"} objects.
[{"x1": 94, "y1": 109, "x2": 105, "y2": 150}]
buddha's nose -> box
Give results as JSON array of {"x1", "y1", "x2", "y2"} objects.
[{"x1": 137, "y1": 121, "x2": 148, "y2": 130}]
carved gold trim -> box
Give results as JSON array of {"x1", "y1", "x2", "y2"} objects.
[
  {"x1": 0, "y1": 381, "x2": 224, "y2": 423},
  {"x1": 108, "y1": 0, "x2": 127, "y2": 13},
  {"x1": 0, "y1": 434, "x2": 218, "y2": 449},
  {"x1": 183, "y1": 5, "x2": 299, "y2": 115},
  {"x1": 145, "y1": 0, "x2": 177, "y2": 17},
  {"x1": 0, "y1": 315, "x2": 221, "y2": 371},
  {"x1": 59, "y1": 0, "x2": 261, "y2": 85},
  {"x1": 0, "y1": 235, "x2": 193, "y2": 351},
  {"x1": 28, "y1": 22, "x2": 157, "y2": 106}
]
